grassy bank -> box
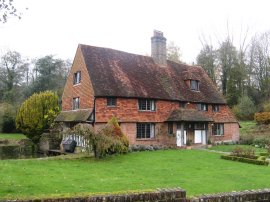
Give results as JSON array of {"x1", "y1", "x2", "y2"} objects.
[
  {"x1": 0, "y1": 150, "x2": 270, "y2": 200},
  {"x1": 0, "y1": 133, "x2": 27, "y2": 140}
]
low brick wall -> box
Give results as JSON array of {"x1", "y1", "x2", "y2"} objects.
[
  {"x1": 5, "y1": 188, "x2": 270, "y2": 202},
  {"x1": 190, "y1": 189, "x2": 270, "y2": 202}
]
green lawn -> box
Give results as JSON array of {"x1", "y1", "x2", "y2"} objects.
[
  {"x1": 208, "y1": 144, "x2": 267, "y2": 154},
  {"x1": 0, "y1": 150, "x2": 270, "y2": 200},
  {"x1": 0, "y1": 133, "x2": 27, "y2": 140}
]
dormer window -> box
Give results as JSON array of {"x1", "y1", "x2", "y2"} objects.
[
  {"x1": 190, "y1": 80, "x2": 199, "y2": 91},
  {"x1": 73, "y1": 71, "x2": 81, "y2": 85},
  {"x1": 212, "y1": 105, "x2": 219, "y2": 112},
  {"x1": 138, "y1": 99, "x2": 155, "y2": 111}
]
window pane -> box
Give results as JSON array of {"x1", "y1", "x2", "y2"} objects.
[
  {"x1": 107, "y1": 97, "x2": 116, "y2": 106},
  {"x1": 146, "y1": 124, "x2": 150, "y2": 138},
  {"x1": 168, "y1": 123, "x2": 173, "y2": 134}
]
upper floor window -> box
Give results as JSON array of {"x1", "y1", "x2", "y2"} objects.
[
  {"x1": 190, "y1": 80, "x2": 199, "y2": 91},
  {"x1": 179, "y1": 102, "x2": 187, "y2": 108},
  {"x1": 197, "y1": 103, "x2": 208, "y2": 111},
  {"x1": 73, "y1": 97, "x2": 80, "y2": 110},
  {"x1": 136, "y1": 123, "x2": 155, "y2": 139},
  {"x1": 73, "y1": 71, "x2": 81, "y2": 85},
  {"x1": 212, "y1": 123, "x2": 224, "y2": 136},
  {"x1": 107, "y1": 97, "x2": 117, "y2": 107},
  {"x1": 212, "y1": 105, "x2": 220, "y2": 112},
  {"x1": 138, "y1": 99, "x2": 155, "y2": 111}
]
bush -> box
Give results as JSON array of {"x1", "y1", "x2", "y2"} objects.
[
  {"x1": 72, "y1": 117, "x2": 129, "y2": 158},
  {"x1": 263, "y1": 101, "x2": 270, "y2": 112},
  {"x1": 221, "y1": 155, "x2": 269, "y2": 166},
  {"x1": 16, "y1": 91, "x2": 60, "y2": 144},
  {"x1": 233, "y1": 96, "x2": 257, "y2": 120},
  {"x1": 231, "y1": 146, "x2": 256, "y2": 159},
  {"x1": 254, "y1": 112, "x2": 270, "y2": 124}
]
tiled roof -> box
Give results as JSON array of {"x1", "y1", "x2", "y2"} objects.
[
  {"x1": 166, "y1": 109, "x2": 213, "y2": 122},
  {"x1": 80, "y1": 44, "x2": 226, "y2": 104},
  {"x1": 55, "y1": 109, "x2": 93, "y2": 122}
]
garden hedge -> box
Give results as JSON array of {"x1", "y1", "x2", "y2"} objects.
[{"x1": 221, "y1": 155, "x2": 269, "y2": 166}]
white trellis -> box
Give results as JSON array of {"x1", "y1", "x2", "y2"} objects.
[{"x1": 62, "y1": 133, "x2": 88, "y2": 148}]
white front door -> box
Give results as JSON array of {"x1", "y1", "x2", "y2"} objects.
[
  {"x1": 176, "y1": 130, "x2": 186, "y2": 146},
  {"x1": 194, "y1": 130, "x2": 206, "y2": 144}
]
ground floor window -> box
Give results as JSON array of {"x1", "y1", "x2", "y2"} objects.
[
  {"x1": 136, "y1": 123, "x2": 155, "y2": 139},
  {"x1": 168, "y1": 123, "x2": 173, "y2": 135},
  {"x1": 212, "y1": 123, "x2": 224, "y2": 136}
]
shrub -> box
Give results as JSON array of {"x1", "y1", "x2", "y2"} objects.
[
  {"x1": 233, "y1": 96, "x2": 257, "y2": 120},
  {"x1": 263, "y1": 101, "x2": 270, "y2": 112},
  {"x1": 221, "y1": 155, "x2": 269, "y2": 166},
  {"x1": 72, "y1": 117, "x2": 129, "y2": 158},
  {"x1": 231, "y1": 146, "x2": 256, "y2": 159},
  {"x1": 254, "y1": 112, "x2": 270, "y2": 124},
  {"x1": 16, "y1": 91, "x2": 60, "y2": 144}
]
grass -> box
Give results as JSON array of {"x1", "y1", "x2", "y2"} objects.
[
  {"x1": 208, "y1": 144, "x2": 267, "y2": 154},
  {"x1": 0, "y1": 133, "x2": 27, "y2": 140},
  {"x1": 0, "y1": 150, "x2": 270, "y2": 200},
  {"x1": 239, "y1": 121, "x2": 257, "y2": 135}
]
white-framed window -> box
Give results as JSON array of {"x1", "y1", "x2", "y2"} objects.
[
  {"x1": 138, "y1": 99, "x2": 155, "y2": 111},
  {"x1": 107, "y1": 97, "x2": 117, "y2": 107},
  {"x1": 136, "y1": 123, "x2": 155, "y2": 139},
  {"x1": 197, "y1": 103, "x2": 208, "y2": 111},
  {"x1": 72, "y1": 97, "x2": 80, "y2": 110},
  {"x1": 73, "y1": 71, "x2": 81, "y2": 85},
  {"x1": 212, "y1": 105, "x2": 220, "y2": 112},
  {"x1": 190, "y1": 80, "x2": 199, "y2": 91},
  {"x1": 212, "y1": 123, "x2": 224, "y2": 136}
]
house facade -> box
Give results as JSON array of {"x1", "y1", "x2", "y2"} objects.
[{"x1": 56, "y1": 30, "x2": 239, "y2": 147}]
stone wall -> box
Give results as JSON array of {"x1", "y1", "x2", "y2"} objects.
[{"x1": 6, "y1": 188, "x2": 270, "y2": 202}]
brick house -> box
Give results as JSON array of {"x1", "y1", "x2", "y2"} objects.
[{"x1": 55, "y1": 30, "x2": 239, "y2": 147}]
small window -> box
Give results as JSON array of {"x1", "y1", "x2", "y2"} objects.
[
  {"x1": 73, "y1": 71, "x2": 81, "y2": 85},
  {"x1": 179, "y1": 102, "x2": 187, "y2": 108},
  {"x1": 190, "y1": 80, "x2": 199, "y2": 91},
  {"x1": 136, "y1": 123, "x2": 155, "y2": 139},
  {"x1": 138, "y1": 99, "x2": 155, "y2": 111},
  {"x1": 212, "y1": 105, "x2": 219, "y2": 112},
  {"x1": 212, "y1": 123, "x2": 224, "y2": 136},
  {"x1": 198, "y1": 103, "x2": 208, "y2": 111},
  {"x1": 107, "y1": 97, "x2": 117, "y2": 107},
  {"x1": 168, "y1": 123, "x2": 173, "y2": 135},
  {"x1": 72, "y1": 97, "x2": 80, "y2": 110}
]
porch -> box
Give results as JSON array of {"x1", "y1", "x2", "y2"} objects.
[{"x1": 166, "y1": 108, "x2": 213, "y2": 147}]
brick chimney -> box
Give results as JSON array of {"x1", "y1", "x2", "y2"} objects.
[{"x1": 151, "y1": 30, "x2": 167, "y2": 66}]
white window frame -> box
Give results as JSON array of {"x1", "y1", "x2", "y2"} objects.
[
  {"x1": 73, "y1": 97, "x2": 80, "y2": 110},
  {"x1": 213, "y1": 123, "x2": 224, "y2": 136},
  {"x1": 138, "y1": 99, "x2": 156, "y2": 111},
  {"x1": 73, "y1": 71, "x2": 81, "y2": 85},
  {"x1": 136, "y1": 123, "x2": 155, "y2": 139}
]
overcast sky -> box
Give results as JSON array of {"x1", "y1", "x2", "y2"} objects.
[{"x1": 0, "y1": 0, "x2": 269, "y2": 64}]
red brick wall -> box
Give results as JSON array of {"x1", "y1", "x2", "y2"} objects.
[
  {"x1": 62, "y1": 46, "x2": 95, "y2": 111},
  {"x1": 95, "y1": 98, "x2": 179, "y2": 123}
]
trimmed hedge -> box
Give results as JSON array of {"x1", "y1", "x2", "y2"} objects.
[
  {"x1": 221, "y1": 155, "x2": 269, "y2": 166},
  {"x1": 254, "y1": 112, "x2": 270, "y2": 124}
]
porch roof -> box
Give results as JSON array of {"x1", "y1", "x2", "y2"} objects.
[
  {"x1": 166, "y1": 109, "x2": 213, "y2": 122},
  {"x1": 55, "y1": 109, "x2": 93, "y2": 122}
]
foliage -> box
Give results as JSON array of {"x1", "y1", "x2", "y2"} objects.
[
  {"x1": 2, "y1": 150, "x2": 270, "y2": 199},
  {"x1": 71, "y1": 117, "x2": 129, "y2": 158},
  {"x1": 232, "y1": 95, "x2": 256, "y2": 120},
  {"x1": 221, "y1": 155, "x2": 269, "y2": 166},
  {"x1": 208, "y1": 144, "x2": 267, "y2": 154},
  {"x1": 254, "y1": 112, "x2": 270, "y2": 124},
  {"x1": 166, "y1": 41, "x2": 181, "y2": 63},
  {"x1": 263, "y1": 101, "x2": 270, "y2": 112},
  {"x1": 0, "y1": 0, "x2": 21, "y2": 23},
  {"x1": 231, "y1": 146, "x2": 256, "y2": 159},
  {"x1": 196, "y1": 44, "x2": 217, "y2": 84},
  {"x1": 0, "y1": 102, "x2": 17, "y2": 133},
  {"x1": 16, "y1": 91, "x2": 60, "y2": 144}
]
